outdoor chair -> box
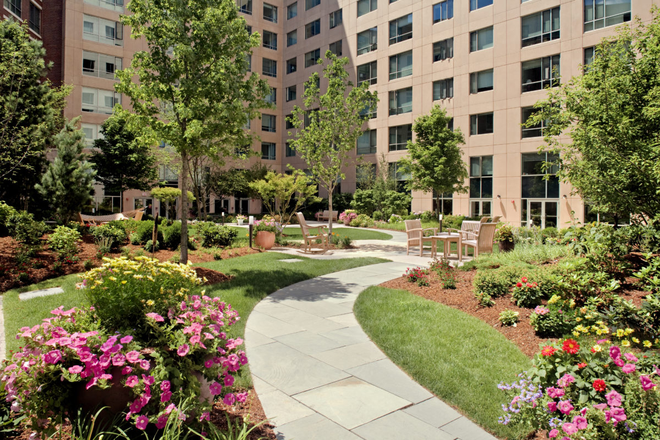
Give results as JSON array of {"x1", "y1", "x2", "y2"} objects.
[
  {"x1": 296, "y1": 212, "x2": 329, "y2": 253},
  {"x1": 404, "y1": 219, "x2": 438, "y2": 256},
  {"x1": 448, "y1": 217, "x2": 488, "y2": 242},
  {"x1": 462, "y1": 222, "x2": 497, "y2": 259}
]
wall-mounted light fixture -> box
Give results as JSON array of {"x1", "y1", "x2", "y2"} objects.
[
  {"x1": 496, "y1": 195, "x2": 501, "y2": 199},
  {"x1": 562, "y1": 195, "x2": 567, "y2": 199}
]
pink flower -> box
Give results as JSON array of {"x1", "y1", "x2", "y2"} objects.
[
  {"x1": 624, "y1": 353, "x2": 638, "y2": 363},
  {"x1": 209, "y1": 382, "x2": 222, "y2": 395},
  {"x1": 605, "y1": 407, "x2": 627, "y2": 425},
  {"x1": 547, "y1": 401, "x2": 557, "y2": 412},
  {"x1": 146, "y1": 313, "x2": 165, "y2": 322},
  {"x1": 135, "y1": 415, "x2": 149, "y2": 430},
  {"x1": 548, "y1": 429, "x2": 559, "y2": 438},
  {"x1": 562, "y1": 422, "x2": 578, "y2": 435},
  {"x1": 164, "y1": 403, "x2": 176, "y2": 414},
  {"x1": 160, "y1": 380, "x2": 171, "y2": 391},
  {"x1": 622, "y1": 363, "x2": 636, "y2": 374},
  {"x1": 593, "y1": 403, "x2": 609, "y2": 411},
  {"x1": 160, "y1": 391, "x2": 172, "y2": 403},
  {"x1": 558, "y1": 400, "x2": 574, "y2": 415},
  {"x1": 573, "y1": 416, "x2": 587, "y2": 430},
  {"x1": 614, "y1": 358, "x2": 625, "y2": 367},
  {"x1": 68, "y1": 365, "x2": 83, "y2": 374},
  {"x1": 236, "y1": 392, "x2": 248, "y2": 403},
  {"x1": 139, "y1": 360, "x2": 150, "y2": 371},
  {"x1": 204, "y1": 358, "x2": 214, "y2": 369},
  {"x1": 126, "y1": 375, "x2": 139, "y2": 388},
  {"x1": 43, "y1": 350, "x2": 62, "y2": 365},
  {"x1": 224, "y1": 374, "x2": 235, "y2": 387},
  {"x1": 223, "y1": 393, "x2": 236, "y2": 405},
  {"x1": 190, "y1": 335, "x2": 201, "y2": 346},
  {"x1": 120, "y1": 335, "x2": 133, "y2": 344},
  {"x1": 155, "y1": 415, "x2": 168, "y2": 429},
  {"x1": 547, "y1": 387, "x2": 565, "y2": 398},
  {"x1": 180, "y1": 301, "x2": 187, "y2": 311},
  {"x1": 121, "y1": 366, "x2": 133, "y2": 375},
  {"x1": 640, "y1": 375, "x2": 656, "y2": 391},
  {"x1": 558, "y1": 374, "x2": 575, "y2": 388},
  {"x1": 112, "y1": 354, "x2": 126, "y2": 367},
  {"x1": 609, "y1": 346, "x2": 621, "y2": 361},
  {"x1": 126, "y1": 351, "x2": 140, "y2": 363},
  {"x1": 177, "y1": 344, "x2": 189, "y2": 357},
  {"x1": 606, "y1": 390, "x2": 622, "y2": 407},
  {"x1": 142, "y1": 375, "x2": 155, "y2": 386}
]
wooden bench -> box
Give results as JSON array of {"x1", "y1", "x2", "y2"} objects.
[{"x1": 318, "y1": 210, "x2": 338, "y2": 222}]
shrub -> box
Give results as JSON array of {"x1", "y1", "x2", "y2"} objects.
[
  {"x1": 420, "y1": 211, "x2": 436, "y2": 222},
  {"x1": 529, "y1": 303, "x2": 575, "y2": 337},
  {"x1": 339, "y1": 210, "x2": 358, "y2": 224},
  {"x1": 47, "y1": 226, "x2": 82, "y2": 260},
  {"x1": 475, "y1": 291, "x2": 495, "y2": 307},
  {"x1": 499, "y1": 310, "x2": 519, "y2": 327},
  {"x1": 372, "y1": 211, "x2": 383, "y2": 221},
  {"x1": 473, "y1": 266, "x2": 527, "y2": 298},
  {"x1": 388, "y1": 214, "x2": 403, "y2": 224},
  {"x1": 17, "y1": 272, "x2": 30, "y2": 283},
  {"x1": 350, "y1": 214, "x2": 374, "y2": 228},
  {"x1": 442, "y1": 215, "x2": 465, "y2": 232},
  {"x1": 82, "y1": 259, "x2": 95, "y2": 271},
  {"x1": 107, "y1": 219, "x2": 141, "y2": 238},
  {"x1": 494, "y1": 224, "x2": 515, "y2": 243},
  {"x1": 65, "y1": 221, "x2": 89, "y2": 236},
  {"x1": 162, "y1": 221, "x2": 182, "y2": 250},
  {"x1": 144, "y1": 239, "x2": 159, "y2": 252},
  {"x1": 511, "y1": 277, "x2": 544, "y2": 308},
  {"x1": 0, "y1": 201, "x2": 18, "y2": 237},
  {"x1": 90, "y1": 224, "x2": 126, "y2": 251},
  {"x1": 196, "y1": 222, "x2": 238, "y2": 248},
  {"x1": 6, "y1": 211, "x2": 47, "y2": 246},
  {"x1": 340, "y1": 235, "x2": 352, "y2": 249},
  {"x1": 134, "y1": 220, "x2": 163, "y2": 245},
  {"x1": 404, "y1": 267, "x2": 428, "y2": 284},
  {"x1": 633, "y1": 253, "x2": 660, "y2": 293}
]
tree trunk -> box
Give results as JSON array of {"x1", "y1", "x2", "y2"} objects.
[
  {"x1": 328, "y1": 192, "x2": 333, "y2": 234},
  {"x1": 180, "y1": 151, "x2": 190, "y2": 264},
  {"x1": 120, "y1": 190, "x2": 124, "y2": 213}
]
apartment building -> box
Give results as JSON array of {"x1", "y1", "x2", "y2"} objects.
[{"x1": 4, "y1": 0, "x2": 658, "y2": 225}]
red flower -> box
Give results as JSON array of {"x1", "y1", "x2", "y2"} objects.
[
  {"x1": 578, "y1": 363, "x2": 587, "y2": 369},
  {"x1": 541, "y1": 346, "x2": 557, "y2": 357},
  {"x1": 521, "y1": 277, "x2": 528, "y2": 283},
  {"x1": 593, "y1": 379, "x2": 606, "y2": 392},
  {"x1": 562, "y1": 339, "x2": 580, "y2": 355},
  {"x1": 516, "y1": 282, "x2": 523, "y2": 288}
]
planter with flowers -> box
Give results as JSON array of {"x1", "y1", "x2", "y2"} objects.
[
  {"x1": 339, "y1": 210, "x2": 358, "y2": 226},
  {"x1": 253, "y1": 219, "x2": 277, "y2": 250},
  {"x1": 494, "y1": 223, "x2": 515, "y2": 252},
  {"x1": 236, "y1": 214, "x2": 246, "y2": 225}
]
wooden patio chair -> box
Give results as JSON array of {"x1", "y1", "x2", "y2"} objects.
[
  {"x1": 462, "y1": 222, "x2": 497, "y2": 259},
  {"x1": 296, "y1": 212, "x2": 329, "y2": 253},
  {"x1": 404, "y1": 219, "x2": 438, "y2": 256}
]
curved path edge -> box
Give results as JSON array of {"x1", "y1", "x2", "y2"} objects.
[{"x1": 245, "y1": 261, "x2": 497, "y2": 440}]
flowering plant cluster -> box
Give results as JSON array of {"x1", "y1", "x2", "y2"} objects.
[
  {"x1": 339, "y1": 210, "x2": 358, "y2": 224},
  {"x1": 2, "y1": 258, "x2": 248, "y2": 435},
  {"x1": 429, "y1": 258, "x2": 456, "y2": 289},
  {"x1": 404, "y1": 267, "x2": 429, "y2": 287},
  {"x1": 511, "y1": 276, "x2": 545, "y2": 308},
  {"x1": 499, "y1": 337, "x2": 660, "y2": 439},
  {"x1": 236, "y1": 214, "x2": 247, "y2": 221},
  {"x1": 388, "y1": 214, "x2": 403, "y2": 224},
  {"x1": 253, "y1": 219, "x2": 277, "y2": 235},
  {"x1": 529, "y1": 298, "x2": 576, "y2": 337}
]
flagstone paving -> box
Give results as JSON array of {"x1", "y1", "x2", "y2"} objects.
[{"x1": 245, "y1": 256, "x2": 498, "y2": 440}]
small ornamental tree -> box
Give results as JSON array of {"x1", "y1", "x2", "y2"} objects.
[
  {"x1": 287, "y1": 51, "x2": 378, "y2": 233},
  {"x1": 398, "y1": 105, "x2": 468, "y2": 215},
  {"x1": 91, "y1": 108, "x2": 158, "y2": 212},
  {"x1": 150, "y1": 187, "x2": 194, "y2": 219},
  {"x1": 249, "y1": 170, "x2": 320, "y2": 225},
  {"x1": 35, "y1": 120, "x2": 96, "y2": 224}
]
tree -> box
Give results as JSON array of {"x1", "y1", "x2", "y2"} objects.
[
  {"x1": 35, "y1": 121, "x2": 96, "y2": 224},
  {"x1": 249, "y1": 171, "x2": 320, "y2": 226},
  {"x1": 150, "y1": 187, "x2": 194, "y2": 219},
  {"x1": 288, "y1": 51, "x2": 378, "y2": 233},
  {"x1": 117, "y1": 0, "x2": 270, "y2": 263},
  {"x1": 207, "y1": 163, "x2": 270, "y2": 205},
  {"x1": 527, "y1": 10, "x2": 660, "y2": 221},
  {"x1": 0, "y1": 20, "x2": 70, "y2": 209},
  {"x1": 91, "y1": 108, "x2": 158, "y2": 212},
  {"x1": 398, "y1": 105, "x2": 468, "y2": 214}
]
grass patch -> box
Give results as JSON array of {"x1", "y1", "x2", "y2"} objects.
[
  {"x1": 354, "y1": 286, "x2": 532, "y2": 439},
  {"x1": 459, "y1": 243, "x2": 571, "y2": 271},
  {"x1": 374, "y1": 220, "x2": 440, "y2": 232},
  {"x1": 279, "y1": 226, "x2": 392, "y2": 241}
]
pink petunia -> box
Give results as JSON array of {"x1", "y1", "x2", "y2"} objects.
[
  {"x1": 112, "y1": 354, "x2": 126, "y2": 367},
  {"x1": 164, "y1": 403, "x2": 176, "y2": 414},
  {"x1": 139, "y1": 360, "x2": 151, "y2": 371},
  {"x1": 573, "y1": 416, "x2": 587, "y2": 430},
  {"x1": 146, "y1": 313, "x2": 165, "y2": 322},
  {"x1": 135, "y1": 415, "x2": 149, "y2": 430},
  {"x1": 236, "y1": 392, "x2": 248, "y2": 403},
  {"x1": 204, "y1": 358, "x2": 214, "y2": 369},
  {"x1": 562, "y1": 422, "x2": 578, "y2": 435},
  {"x1": 622, "y1": 363, "x2": 636, "y2": 374},
  {"x1": 126, "y1": 351, "x2": 140, "y2": 363},
  {"x1": 605, "y1": 407, "x2": 627, "y2": 426},
  {"x1": 209, "y1": 382, "x2": 222, "y2": 395},
  {"x1": 142, "y1": 375, "x2": 155, "y2": 386},
  {"x1": 177, "y1": 344, "x2": 190, "y2": 357},
  {"x1": 223, "y1": 393, "x2": 236, "y2": 405},
  {"x1": 547, "y1": 401, "x2": 557, "y2": 412},
  {"x1": 558, "y1": 400, "x2": 574, "y2": 415},
  {"x1": 160, "y1": 380, "x2": 171, "y2": 391},
  {"x1": 68, "y1": 365, "x2": 83, "y2": 375},
  {"x1": 199, "y1": 412, "x2": 210, "y2": 422},
  {"x1": 224, "y1": 374, "x2": 235, "y2": 387},
  {"x1": 160, "y1": 391, "x2": 172, "y2": 403},
  {"x1": 126, "y1": 376, "x2": 139, "y2": 388},
  {"x1": 155, "y1": 415, "x2": 168, "y2": 430},
  {"x1": 43, "y1": 350, "x2": 62, "y2": 365},
  {"x1": 120, "y1": 335, "x2": 133, "y2": 344},
  {"x1": 606, "y1": 390, "x2": 622, "y2": 407},
  {"x1": 548, "y1": 429, "x2": 559, "y2": 438},
  {"x1": 640, "y1": 375, "x2": 656, "y2": 391},
  {"x1": 624, "y1": 353, "x2": 638, "y2": 363},
  {"x1": 557, "y1": 374, "x2": 575, "y2": 388},
  {"x1": 122, "y1": 366, "x2": 133, "y2": 375}
]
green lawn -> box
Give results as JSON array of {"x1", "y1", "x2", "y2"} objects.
[
  {"x1": 278, "y1": 226, "x2": 392, "y2": 241},
  {"x1": 354, "y1": 286, "x2": 532, "y2": 439},
  {"x1": 4, "y1": 253, "x2": 387, "y2": 388},
  {"x1": 374, "y1": 220, "x2": 440, "y2": 232}
]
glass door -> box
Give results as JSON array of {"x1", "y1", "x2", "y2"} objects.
[{"x1": 526, "y1": 200, "x2": 558, "y2": 229}]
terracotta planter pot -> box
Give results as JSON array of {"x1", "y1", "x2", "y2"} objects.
[
  {"x1": 498, "y1": 240, "x2": 515, "y2": 253},
  {"x1": 254, "y1": 231, "x2": 276, "y2": 249}
]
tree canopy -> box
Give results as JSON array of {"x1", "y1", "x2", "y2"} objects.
[
  {"x1": 117, "y1": 0, "x2": 270, "y2": 262},
  {"x1": 91, "y1": 108, "x2": 158, "y2": 211},
  {"x1": 0, "y1": 20, "x2": 70, "y2": 209},
  {"x1": 249, "y1": 170, "x2": 320, "y2": 225},
  {"x1": 287, "y1": 51, "x2": 378, "y2": 232},
  {"x1": 527, "y1": 9, "x2": 660, "y2": 221},
  {"x1": 398, "y1": 105, "x2": 467, "y2": 213}
]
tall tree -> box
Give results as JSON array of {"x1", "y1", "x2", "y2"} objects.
[
  {"x1": 249, "y1": 170, "x2": 320, "y2": 225},
  {"x1": 35, "y1": 120, "x2": 96, "y2": 224},
  {"x1": 0, "y1": 20, "x2": 70, "y2": 209},
  {"x1": 398, "y1": 105, "x2": 468, "y2": 214},
  {"x1": 527, "y1": 10, "x2": 660, "y2": 221},
  {"x1": 288, "y1": 51, "x2": 378, "y2": 233},
  {"x1": 90, "y1": 107, "x2": 158, "y2": 212},
  {"x1": 117, "y1": 0, "x2": 270, "y2": 263}
]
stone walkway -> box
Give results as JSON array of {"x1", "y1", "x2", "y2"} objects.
[{"x1": 246, "y1": 254, "x2": 497, "y2": 439}]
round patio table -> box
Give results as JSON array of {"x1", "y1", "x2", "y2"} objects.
[{"x1": 430, "y1": 232, "x2": 463, "y2": 262}]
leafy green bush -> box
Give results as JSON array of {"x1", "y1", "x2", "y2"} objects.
[
  {"x1": 90, "y1": 224, "x2": 126, "y2": 251},
  {"x1": 511, "y1": 277, "x2": 544, "y2": 308},
  {"x1": 350, "y1": 214, "x2": 375, "y2": 228},
  {"x1": 633, "y1": 253, "x2": 660, "y2": 292},
  {"x1": 47, "y1": 226, "x2": 81, "y2": 260},
  {"x1": 6, "y1": 211, "x2": 47, "y2": 245},
  {"x1": 0, "y1": 201, "x2": 18, "y2": 237},
  {"x1": 475, "y1": 291, "x2": 495, "y2": 307},
  {"x1": 473, "y1": 266, "x2": 527, "y2": 298},
  {"x1": 498, "y1": 310, "x2": 519, "y2": 327},
  {"x1": 529, "y1": 303, "x2": 575, "y2": 337},
  {"x1": 144, "y1": 239, "x2": 159, "y2": 252},
  {"x1": 372, "y1": 210, "x2": 383, "y2": 221},
  {"x1": 162, "y1": 221, "x2": 182, "y2": 250},
  {"x1": 134, "y1": 220, "x2": 163, "y2": 245},
  {"x1": 196, "y1": 222, "x2": 238, "y2": 247},
  {"x1": 442, "y1": 215, "x2": 464, "y2": 232}
]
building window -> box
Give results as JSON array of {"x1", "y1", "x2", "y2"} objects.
[
  {"x1": 81, "y1": 123, "x2": 103, "y2": 146},
  {"x1": 357, "y1": 28, "x2": 378, "y2": 55},
  {"x1": 360, "y1": 99, "x2": 378, "y2": 120},
  {"x1": 433, "y1": 78, "x2": 453, "y2": 100},
  {"x1": 262, "y1": 58, "x2": 277, "y2": 77},
  {"x1": 82, "y1": 87, "x2": 121, "y2": 114},
  {"x1": 305, "y1": 49, "x2": 321, "y2": 67},
  {"x1": 389, "y1": 162, "x2": 411, "y2": 192},
  {"x1": 470, "y1": 0, "x2": 492, "y2": 11},
  {"x1": 389, "y1": 51, "x2": 412, "y2": 80},
  {"x1": 285, "y1": 142, "x2": 295, "y2": 157},
  {"x1": 82, "y1": 51, "x2": 123, "y2": 80},
  {"x1": 263, "y1": 31, "x2": 278, "y2": 50},
  {"x1": 305, "y1": 19, "x2": 321, "y2": 39},
  {"x1": 522, "y1": 55, "x2": 560, "y2": 93},
  {"x1": 433, "y1": 191, "x2": 453, "y2": 215},
  {"x1": 522, "y1": 7, "x2": 560, "y2": 48},
  {"x1": 83, "y1": 15, "x2": 124, "y2": 47},
  {"x1": 265, "y1": 88, "x2": 277, "y2": 104},
  {"x1": 389, "y1": 87, "x2": 412, "y2": 116},
  {"x1": 357, "y1": 130, "x2": 377, "y2": 155},
  {"x1": 522, "y1": 152, "x2": 559, "y2": 199},
  {"x1": 584, "y1": 0, "x2": 631, "y2": 32},
  {"x1": 521, "y1": 107, "x2": 548, "y2": 139},
  {"x1": 305, "y1": 0, "x2": 320, "y2": 11},
  {"x1": 287, "y1": 2, "x2": 297, "y2": 19},
  {"x1": 4, "y1": 0, "x2": 21, "y2": 16},
  {"x1": 358, "y1": 61, "x2": 378, "y2": 85},
  {"x1": 285, "y1": 114, "x2": 295, "y2": 129},
  {"x1": 433, "y1": 38, "x2": 453, "y2": 62},
  {"x1": 329, "y1": 40, "x2": 343, "y2": 56},
  {"x1": 238, "y1": 0, "x2": 252, "y2": 14},
  {"x1": 263, "y1": 3, "x2": 278, "y2": 23},
  {"x1": 584, "y1": 46, "x2": 595, "y2": 68},
  {"x1": 389, "y1": 14, "x2": 412, "y2": 45},
  {"x1": 262, "y1": 114, "x2": 276, "y2": 133},
  {"x1": 433, "y1": 0, "x2": 453, "y2": 24},
  {"x1": 286, "y1": 85, "x2": 297, "y2": 102},
  {"x1": 389, "y1": 124, "x2": 412, "y2": 151},
  {"x1": 246, "y1": 54, "x2": 252, "y2": 72},
  {"x1": 357, "y1": 0, "x2": 377, "y2": 17},
  {"x1": 469, "y1": 69, "x2": 493, "y2": 94},
  {"x1": 84, "y1": 0, "x2": 124, "y2": 12},
  {"x1": 244, "y1": 116, "x2": 251, "y2": 130},
  {"x1": 469, "y1": 156, "x2": 493, "y2": 217},
  {"x1": 286, "y1": 57, "x2": 297, "y2": 74},
  {"x1": 29, "y1": 3, "x2": 41, "y2": 34},
  {"x1": 470, "y1": 27, "x2": 493, "y2": 52},
  {"x1": 246, "y1": 25, "x2": 252, "y2": 34},
  {"x1": 261, "y1": 142, "x2": 276, "y2": 160},
  {"x1": 470, "y1": 113, "x2": 494, "y2": 135},
  {"x1": 330, "y1": 9, "x2": 343, "y2": 28},
  {"x1": 287, "y1": 30, "x2": 297, "y2": 46}
]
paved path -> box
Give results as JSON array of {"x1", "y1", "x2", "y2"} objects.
[{"x1": 245, "y1": 260, "x2": 497, "y2": 440}]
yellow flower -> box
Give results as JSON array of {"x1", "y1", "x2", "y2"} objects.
[
  {"x1": 580, "y1": 307, "x2": 587, "y2": 314},
  {"x1": 121, "y1": 280, "x2": 127, "y2": 285},
  {"x1": 575, "y1": 317, "x2": 582, "y2": 322},
  {"x1": 624, "y1": 328, "x2": 634, "y2": 336},
  {"x1": 621, "y1": 340, "x2": 630, "y2": 347},
  {"x1": 592, "y1": 345, "x2": 602, "y2": 352},
  {"x1": 616, "y1": 329, "x2": 625, "y2": 338},
  {"x1": 644, "y1": 340, "x2": 652, "y2": 348},
  {"x1": 573, "y1": 331, "x2": 580, "y2": 337},
  {"x1": 146, "y1": 299, "x2": 155, "y2": 306},
  {"x1": 109, "y1": 276, "x2": 117, "y2": 282},
  {"x1": 632, "y1": 337, "x2": 640, "y2": 344}
]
